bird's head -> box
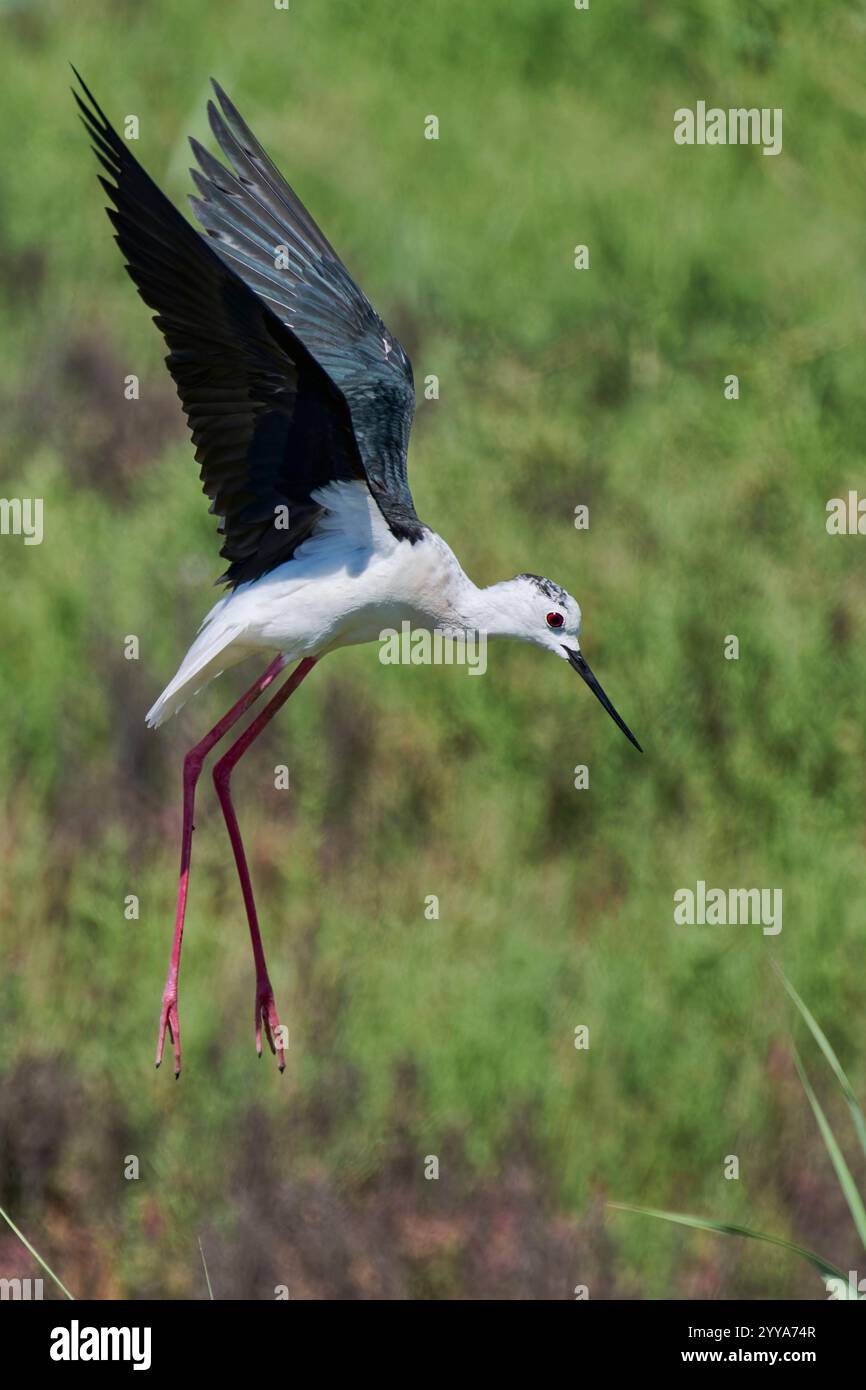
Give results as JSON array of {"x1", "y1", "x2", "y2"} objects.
[{"x1": 484, "y1": 573, "x2": 642, "y2": 752}]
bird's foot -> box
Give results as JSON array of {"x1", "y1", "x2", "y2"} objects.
[
  {"x1": 155, "y1": 989, "x2": 181, "y2": 1078},
  {"x1": 256, "y1": 978, "x2": 287, "y2": 1072}
]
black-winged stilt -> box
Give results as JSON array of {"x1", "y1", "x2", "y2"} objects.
[{"x1": 74, "y1": 72, "x2": 641, "y2": 1077}]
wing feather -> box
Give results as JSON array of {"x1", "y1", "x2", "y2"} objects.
[{"x1": 193, "y1": 80, "x2": 422, "y2": 540}]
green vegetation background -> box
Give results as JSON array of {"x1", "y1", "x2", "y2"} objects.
[{"x1": 1, "y1": 0, "x2": 864, "y2": 1298}]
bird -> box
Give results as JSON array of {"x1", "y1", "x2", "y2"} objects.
[{"x1": 74, "y1": 70, "x2": 642, "y2": 1078}]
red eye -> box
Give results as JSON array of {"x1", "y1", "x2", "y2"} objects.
[{"x1": 546, "y1": 612, "x2": 565, "y2": 629}]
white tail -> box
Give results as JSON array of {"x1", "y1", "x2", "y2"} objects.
[{"x1": 146, "y1": 604, "x2": 248, "y2": 727}]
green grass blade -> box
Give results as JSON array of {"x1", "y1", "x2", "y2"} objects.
[
  {"x1": 0, "y1": 1204, "x2": 74, "y2": 1300},
  {"x1": 792, "y1": 1048, "x2": 866, "y2": 1256},
  {"x1": 775, "y1": 965, "x2": 866, "y2": 1161},
  {"x1": 610, "y1": 1202, "x2": 847, "y2": 1285},
  {"x1": 198, "y1": 1237, "x2": 214, "y2": 1300}
]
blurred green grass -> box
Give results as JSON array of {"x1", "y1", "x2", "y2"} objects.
[{"x1": 1, "y1": 0, "x2": 866, "y2": 1297}]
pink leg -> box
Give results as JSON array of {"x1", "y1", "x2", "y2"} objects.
[
  {"x1": 212, "y1": 657, "x2": 317, "y2": 1071},
  {"x1": 156, "y1": 654, "x2": 288, "y2": 1076}
]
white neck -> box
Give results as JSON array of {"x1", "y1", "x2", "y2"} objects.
[
  {"x1": 397, "y1": 530, "x2": 536, "y2": 643},
  {"x1": 425, "y1": 566, "x2": 524, "y2": 640}
]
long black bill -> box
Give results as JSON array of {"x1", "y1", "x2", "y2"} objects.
[{"x1": 564, "y1": 647, "x2": 643, "y2": 752}]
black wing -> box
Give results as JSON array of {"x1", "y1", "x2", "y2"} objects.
[
  {"x1": 74, "y1": 71, "x2": 422, "y2": 587},
  {"x1": 191, "y1": 82, "x2": 421, "y2": 543}
]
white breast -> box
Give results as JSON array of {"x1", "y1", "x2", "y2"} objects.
[{"x1": 217, "y1": 481, "x2": 465, "y2": 656}]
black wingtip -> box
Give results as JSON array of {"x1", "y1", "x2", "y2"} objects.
[
  {"x1": 210, "y1": 80, "x2": 248, "y2": 138},
  {"x1": 70, "y1": 64, "x2": 95, "y2": 108},
  {"x1": 205, "y1": 99, "x2": 221, "y2": 137},
  {"x1": 188, "y1": 136, "x2": 213, "y2": 182},
  {"x1": 69, "y1": 65, "x2": 112, "y2": 134}
]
